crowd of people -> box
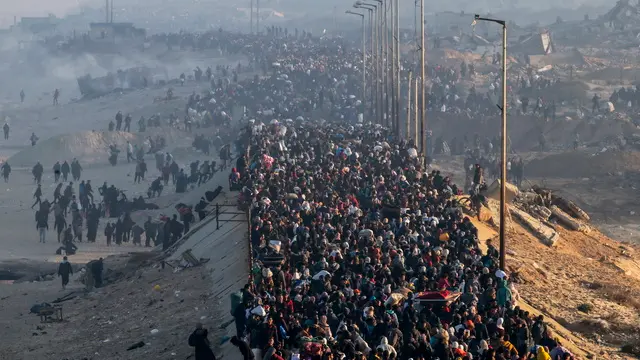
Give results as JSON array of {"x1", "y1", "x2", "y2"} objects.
[
  {"x1": 230, "y1": 116, "x2": 573, "y2": 360},
  {"x1": 7, "y1": 25, "x2": 581, "y2": 360},
  {"x1": 165, "y1": 31, "x2": 578, "y2": 360}
]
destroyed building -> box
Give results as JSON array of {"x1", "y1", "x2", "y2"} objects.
[
  {"x1": 603, "y1": 0, "x2": 640, "y2": 30},
  {"x1": 89, "y1": 22, "x2": 146, "y2": 42},
  {"x1": 513, "y1": 31, "x2": 554, "y2": 56}
]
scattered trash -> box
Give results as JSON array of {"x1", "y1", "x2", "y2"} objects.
[{"x1": 150, "y1": 329, "x2": 159, "y2": 335}]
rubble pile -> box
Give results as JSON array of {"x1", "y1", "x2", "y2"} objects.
[
  {"x1": 475, "y1": 179, "x2": 596, "y2": 247},
  {"x1": 513, "y1": 185, "x2": 594, "y2": 237}
]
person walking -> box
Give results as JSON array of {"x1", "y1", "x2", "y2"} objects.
[
  {"x1": 126, "y1": 141, "x2": 134, "y2": 163},
  {"x1": 57, "y1": 256, "x2": 73, "y2": 290},
  {"x1": 32, "y1": 184, "x2": 42, "y2": 209},
  {"x1": 53, "y1": 89, "x2": 60, "y2": 105},
  {"x1": 230, "y1": 336, "x2": 254, "y2": 360},
  {"x1": 188, "y1": 323, "x2": 216, "y2": 360},
  {"x1": 36, "y1": 212, "x2": 48, "y2": 243}
]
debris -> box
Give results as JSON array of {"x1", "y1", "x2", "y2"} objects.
[
  {"x1": 580, "y1": 318, "x2": 610, "y2": 332},
  {"x1": 577, "y1": 303, "x2": 594, "y2": 313},
  {"x1": 38, "y1": 304, "x2": 63, "y2": 323},
  {"x1": 150, "y1": 329, "x2": 159, "y2": 335},
  {"x1": 621, "y1": 344, "x2": 640, "y2": 356},
  {"x1": 553, "y1": 196, "x2": 591, "y2": 222},
  {"x1": 126, "y1": 341, "x2": 146, "y2": 351},
  {"x1": 550, "y1": 205, "x2": 591, "y2": 233},
  {"x1": 29, "y1": 303, "x2": 52, "y2": 314},
  {"x1": 510, "y1": 207, "x2": 560, "y2": 247},
  {"x1": 52, "y1": 292, "x2": 78, "y2": 304},
  {"x1": 184, "y1": 249, "x2": 209, "y2": 267}
]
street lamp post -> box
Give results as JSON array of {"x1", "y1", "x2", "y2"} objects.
[
  {"x1": 250, "y1": 0, "x2": 254, "y2": 34},
  {"x1": 393, "y1": 0, "x2": 401, "y2": 138},
  {"x1": 363, "y1": 7, "x2": 374, "y2": 117},
  {"x1": 382, "y1": 0, "x2": 390, "y2": 128},
  {"x1": 356, "y1": 3, "x2": 376, "y2": 121},
  {"x1": 406, "y1": 70, "x2": 412, "y2": 139},
  {"x1": 372, "y1": 0, "x2": 384, "y2": 125},
  {"x1": 419, "y1": 0, "x2": 425, "y2": 158},
  {"x1": 390, "y1": 0, "x2": 396, "y2": 132},
  {"x1": 346, "y1": 10, "x2": 366, "y2": 114},
  {"x1": 474, "y1": 14, "x2": 508, "y2": 271},
  {"x1": 256, "y1": 0, "x2": 260, "y2": 34}
]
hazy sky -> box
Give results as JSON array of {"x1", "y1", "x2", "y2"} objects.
[
  {"x1": 0, "y1": 0, "x2": 89, "y2": 26},
  {"x1": 0, "y1": 0, "x2": 613, "y2": 29}
]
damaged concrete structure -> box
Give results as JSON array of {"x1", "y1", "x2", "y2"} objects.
[
  {"x1": 77, "y1": 67, "x2": 166, "y2": 98},
  {"x1": 510, "y1": 31, "x2": 556, "y2": 65},
  {"x1": 603, "y1": 0, "x2": 640, "y2": 31}
]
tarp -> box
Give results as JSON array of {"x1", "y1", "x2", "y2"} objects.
[{"x1": 415, "y1": 290, "x2": 461, "y2": 302}]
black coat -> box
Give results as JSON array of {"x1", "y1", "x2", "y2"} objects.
[
  {"x1": 58, "y1": 261, "x2": 73, "y2": 278},
  {"x1": 188, "y1": 329, "x2": 216, "y2": 360},
  {"x1": 231, "y1": 337, "x2": 254, "y2": 360}
]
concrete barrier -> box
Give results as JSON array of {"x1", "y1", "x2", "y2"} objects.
[
  {"x1": 510, "y1": 206, "x2": 560, "y2": 247},
  {"x1": 550, "y1": 205, "x2": 591, "y2": 234}
]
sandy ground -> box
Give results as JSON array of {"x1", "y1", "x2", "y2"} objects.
[
  {"x1": 0, "y1": 150, "x2": 220, "y2": 262},
  {"x1": 0, "y1": 67, "x2": 241, "y2": 264},
  {"x1": 0, "y1": 58, "x2": 250, "y2": 360},
  {"x1": 0, "y1": 153, "x2": 248, "y2": 359},
  {"x1": 0, "y1": 253, "x2": 224, "y2": 360},
  {"x1": 432, "y1": 154, "x2": 640, "y2": 357}
]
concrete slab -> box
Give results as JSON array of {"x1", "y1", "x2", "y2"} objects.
[{"x1": 169, "y1": 201, "x2": 248, "y2": 360}]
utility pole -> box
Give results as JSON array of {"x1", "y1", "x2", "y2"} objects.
[
  {"x1": 256, "y1": 0, "x2": 260, "y2": 35},
  {"x1": 394, "y1": 0, "x2": 401, "y2": 138},
  {"x1": 474, "y1": 14, "x2": 508, "y2": 271},
  {"x1": 414, "y1": 77, "x2": 419, "y2": 147},
  {"x1": 369, "y1": 9, "x2": 375, "y2": 118},
  {"x1": 250, "y1": 0, "x2": 254, "y2": 34},
  {"x1": 419, "y1": 0, "x2": 425, "y2": 158},
  {"x1": 362, "y1": 15, "x2": 366, "y2": 112},
  {"x1": 105, "y1": 0, "x2": 109, "y2": 23},
  {"x1": 357, "y1": 4, "x2": 376, "y2": 120},
  {"x1": 406, "y1": 71, "x2": 412, "y2": 139},
  {"x1": 346, "y1": 10, "x2": 366, "y2": 112},
  {"x1": 110, "y1": 0, "x2": 114, "y2": 23},
  {"x1": 383, "y1": 0, "x2": 389, "y2": 128},
  {"x1": 500, "y1": 22, "x2": 508, "y2": 271},
  {"x1": 376, "y1": 0, "x2": 384, "y2": 125},
  {"x1": 390, "y1": 0, "x2": 396, "y2": 132}
]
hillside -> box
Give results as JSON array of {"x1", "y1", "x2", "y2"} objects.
[{"x1": 472, "y1": 200, "x2": 640, "y2": 358}]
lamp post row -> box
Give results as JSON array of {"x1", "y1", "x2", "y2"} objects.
[{"x1": 342, "y1": 9, "x2": 509, "y2": 271}]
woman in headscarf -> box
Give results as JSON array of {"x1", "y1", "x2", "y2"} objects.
[{"x1": 536, "y1": 346, "x2": 552, "y2": 360}]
